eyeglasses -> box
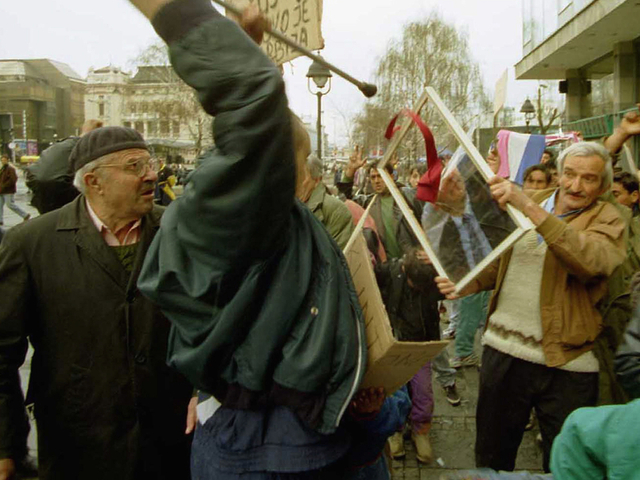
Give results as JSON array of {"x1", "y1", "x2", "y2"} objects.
[{"x1": 94, "y1": 158, "x2": 159, "y2": 177}]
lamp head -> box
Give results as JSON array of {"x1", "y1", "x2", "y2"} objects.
[{"x1": 306, "y1": 58, "x2": 332, "y2": 89}]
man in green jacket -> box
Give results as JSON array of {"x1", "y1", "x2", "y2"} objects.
[
  {"x1": 132, "y1": 0, "x2": 367, "y2": 477},
  {"x1": 298, "y1": 154, "x2": 354, "y2": 250}
]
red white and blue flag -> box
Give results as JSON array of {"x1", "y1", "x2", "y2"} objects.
[{"x1": 496, "y1": 130, "x2": 580, "y2": 185}]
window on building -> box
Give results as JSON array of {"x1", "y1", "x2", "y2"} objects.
[
  {"x1": 148, "y1": 121, "x2": 158, "y2": 137},
  {"x1": 160, "y1": 120, "x2": 170, "y2": 136},
  {"x1": 99, "y1": 103, "x2": 105, "y2": 116},
  {"x1": 123, "y1": 121, "x2": 132, "y2": 129},
  {"x1": 172, "y1": 120, "x2": 180, "y2": 137},
  {"x1": 129, "y1": 103, "x2": 137, "y2": 114},
  {"x1": 134, "y1": 121, "x2": 144, "y2": 134}
]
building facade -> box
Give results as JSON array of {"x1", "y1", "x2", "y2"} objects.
[
  {"x1": 85, "y1": 65, "x2": 213, "y2": 161},
  {"x1": 516, "y1": 0, "x2": 640, "y2": 139},
  {"x1": 0, "y1": 59, "x2": 85, "y2": 157}
]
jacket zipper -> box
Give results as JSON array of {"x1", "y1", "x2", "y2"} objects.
[{"x1": 335, "y1": 305, "x2": 366, "y2": 426}]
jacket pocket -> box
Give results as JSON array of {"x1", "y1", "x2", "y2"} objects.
[{"x1": 559, "y1": 286, "x2": 601, "y2": 348}]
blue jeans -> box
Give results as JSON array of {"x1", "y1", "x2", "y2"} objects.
[
  {"x1": 455, "y1": 291, "x2": 490, "y2": 358},
  {"x1": 432, "y1": 349, "x2": 457, "y2": 388},
  {"x1": 0, "y1": 194, "x2": 28, "y2": 223}
]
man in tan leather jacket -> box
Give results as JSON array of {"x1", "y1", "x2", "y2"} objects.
[{"x1": 437, "y1": 142, "x2": 626, "y2": 473}]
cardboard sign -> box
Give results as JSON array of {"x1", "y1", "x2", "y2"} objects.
[
  {"x1": 493, "y1": 69, "x2": 508, "y2": 117},
  {"x1": 226, "y1": 0, "x2": 324, "y2": 65},
  {"x1": 343, "y1": 232, "x2": 448, "y2": 394}
]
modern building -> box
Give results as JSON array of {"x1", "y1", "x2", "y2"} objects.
[
  {"x1": 85, "y1": 65, "x2": 213, "y2": 160},
  {"x1": 516, "y1": 0, "x2": 640, "y2": 146},
  {"x1": 0, "y1": 59, "x2": 85, "y2": 156}
]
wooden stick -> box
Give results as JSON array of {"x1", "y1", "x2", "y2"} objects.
[
  {"x1": 212, "y1": 0, "x2": 377, "y2": 97},
  {"x1": 378, "y1": 169, "x2": 447, "y2": 277},
  {"x1": 377, "y1": 91, "x2": 430, "y2": 171}
]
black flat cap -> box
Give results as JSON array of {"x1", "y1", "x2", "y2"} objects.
[{"x1": 69, "y1": 126, "x2": 148, "y2": 173}]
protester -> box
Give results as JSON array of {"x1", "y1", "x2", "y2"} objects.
[
  {"x1": 132, "y1": 1, "x2": 368, "y2": 478},
  {"x1": 0, "y1": 125, "x2": 195, "y2": 480},
  {"x1": 611, "y1": 171, "x2": 639, "y2": 215},
  {"x1": 540, "y1": 149, "x2": 554, "y2": 165},
  {"x1": 154, "y1": 159, "x2": 176, "y2": 205},
  {"x1": 374, "y1": 248, "x2": 448, "y2": 463},
  {"x1": 615, "y1": 303, "x2": 640, "y2": 399},
  {"x1": 437, "y1": 142, "x2": 626, "y2": 472},
  {"x1": 0, "y1": 154, "x2": 30, "y2": 226},
  {"x1": 25, "y1": 119, "x2": 103, "y2": 215},
  {"x1": 338, "y1": 150, "x2": 421, "y2": 260},
  {"x1": 408, "y1": 164, "x2": 426, "y2": 189},
  {"x1": 522, "y1": 164, "x2": 551, "y2": 190},
  {"x1": 298, "y1": 153, "x2": 354, "y2": 250},
  {"x1": 545, "y1": 159, "x2": 559, "y2": 188},
  {"x1": 604, "y1": 103, "x2": 640, "y2": 162},
  {"x1": 341, "y1": 149, "x2": 462, "y2": 456},
  {"x1": 343, "y1": 387, "x2": 411, "y2": 479}
]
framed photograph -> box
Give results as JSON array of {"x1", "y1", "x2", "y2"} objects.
[{"x1": 367, "y1": 87, "x2": 533, "y2": 293}]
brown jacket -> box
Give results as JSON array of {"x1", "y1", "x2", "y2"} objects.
[
  {"x1": 471, "y1": 189, "x2": 627, "y2": 367},
  {"x1": 0, "y1": 163, "x2": 18, "y2": 194}
]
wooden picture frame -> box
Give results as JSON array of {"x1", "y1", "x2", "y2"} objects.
[{"x1": 349, "y1": 86, "x2": 532, "y2": 293}]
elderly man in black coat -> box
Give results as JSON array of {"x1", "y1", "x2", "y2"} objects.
[{"x1": 0, "y1": 127, "x2": 193, "y2": 480}]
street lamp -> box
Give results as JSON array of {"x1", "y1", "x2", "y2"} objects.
[
  {"x1": 306, "y1": 57, "x2": 332, "y2": 160},
  {"x1": 520, "y1": 98, "x2": 536, "y2": 133}
]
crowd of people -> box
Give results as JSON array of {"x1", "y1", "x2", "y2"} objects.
[{"x1": 0, "y1": 1, "x2": 640, "y2": 480}]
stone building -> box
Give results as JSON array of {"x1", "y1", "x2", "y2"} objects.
[
  {"x1": 0, "y1": 59, "x2": 85, "y2": 156},
  {"x1": 85, "y1": 65, "x2": 213, "y2": 161}
]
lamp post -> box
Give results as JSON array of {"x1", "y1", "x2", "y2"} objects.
[
  {"x1": 520, "y1": 98, "x2": 536, "y2": 134},
  {"x1": 306, "y1": 57, "x2": 332, "y2": 160}
]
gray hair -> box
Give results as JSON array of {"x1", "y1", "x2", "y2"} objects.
[
  {"x1": 72, "y1": 152, "x2": 117, "y2": 194},
  {"x1": 307, "y1": 154, "x2": 323, "y2": 180},
  {"x1": 557, "y1": 141, "x2": 613, "y2": 190}
]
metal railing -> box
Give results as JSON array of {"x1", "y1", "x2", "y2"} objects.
[{"x1": 565, "y1": 107, "x2": 638, "y2": 139}]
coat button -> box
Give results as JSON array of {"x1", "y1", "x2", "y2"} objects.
[
  {"x1": 135, "y1": 354, "x2": 147, "y2": 364},
  {"x1": 126, "y1": 292, "x2": 136, "y2": 303}
]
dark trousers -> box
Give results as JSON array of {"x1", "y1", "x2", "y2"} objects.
[{"x1": 475, "y1": 346, "x2": 598, "y2": 473}]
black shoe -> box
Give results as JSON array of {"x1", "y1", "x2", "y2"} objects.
[{"x1": 444, "y1": 385, "x2": 461, "y2": 406}]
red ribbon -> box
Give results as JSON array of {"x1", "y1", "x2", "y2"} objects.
[{"x1": 384, "y1": 109, "x2": 442, "y2": 204}]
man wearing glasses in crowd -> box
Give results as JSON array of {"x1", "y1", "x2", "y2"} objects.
[{"x1": 0, "y1": 126, "x2": 194, "y2": 480}]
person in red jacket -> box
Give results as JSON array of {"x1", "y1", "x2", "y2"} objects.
[{"x1": 0, "y1": 154, "x2": 30, "y2": 226}]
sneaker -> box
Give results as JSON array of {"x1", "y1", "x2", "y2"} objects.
[
  {"x1": 443, "y1": 384, "x2": 461, "y2": 406},
  {"x1": 442, "y1": 325, "x2": 456, "y2": 340},
  {"x1": 449, "y1": 353, "x2": 478, "y2": 369},
  {"x1": 388, "y1": 431, "x2": 406, "y2": 459},
  {"x1": 411, "y1": 431, "x2": 433, "y2": 464}
]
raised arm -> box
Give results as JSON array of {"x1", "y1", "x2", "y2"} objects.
[{"x1": 136, "y1": 0, "x2": 296, "y2": 270}]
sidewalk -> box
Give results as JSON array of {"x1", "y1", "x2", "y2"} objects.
[
  {"x1": 1, "y1": 175, "x2": 39, "y2": 472},
  {"x1": 1, "y1": 176, "x2": 38, "y2": 230},
  {"x1": 391, "y1": 329, "x2": 544, "y2": 479}
]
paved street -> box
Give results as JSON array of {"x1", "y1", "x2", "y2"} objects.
[
  {"x1": 391, "y1": 336, "x2": 544, "y2": 479},
  {"x1": 3, "y1": 175, "x2": 543, "y2": 478}
]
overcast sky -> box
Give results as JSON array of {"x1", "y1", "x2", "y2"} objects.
[{"x1": 1, "y1": 0, "x2": 544, "y2": 146}]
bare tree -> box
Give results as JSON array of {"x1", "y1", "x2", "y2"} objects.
[
  {"x1": 535, "y1": 82, "x2": 561, "y2": 134},
  {"x1": 352, "y1": 12, "x2": 490, "y2": 161},
  {"x1": 128, "y1": 41, "x2": 213, "y2": 157}
]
